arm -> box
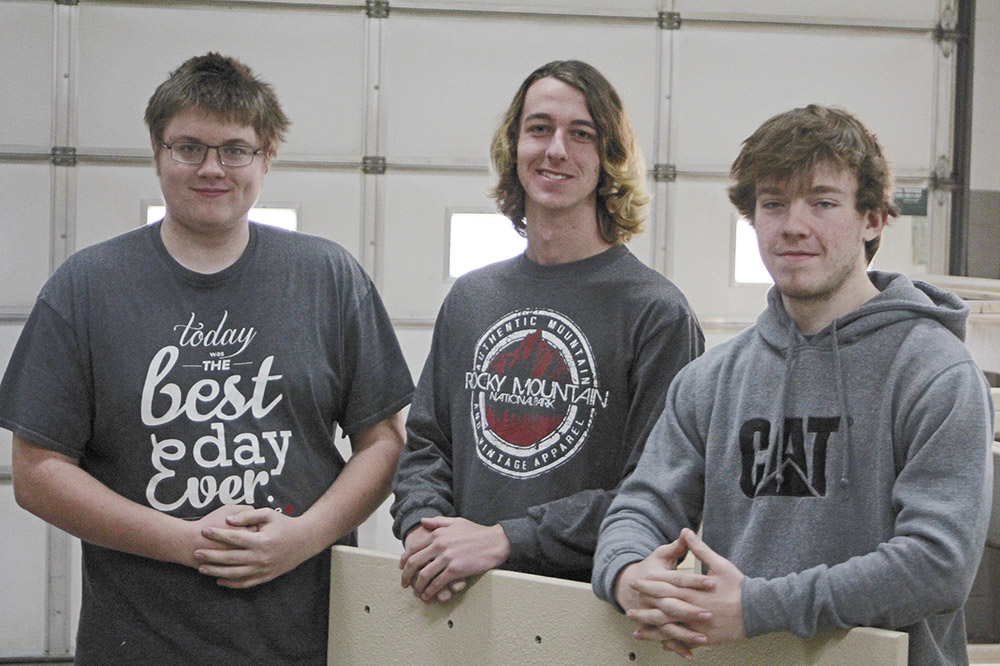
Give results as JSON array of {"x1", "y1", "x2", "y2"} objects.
[
  {"x1": 390, "y1": 300, "x2": 462, "y2": 542},
  {"x1": 593, "y1": 362, "x2": 710, "y2": 605},
  {"x1": 390, "y1": 305, "x2": 468, "y2": 601},
  {"x1": 12, "y1": 433, "x2": 242, "y2": 567},
  {"x1": 194, "y1": 409, "x2": 406, "y2": 588}
]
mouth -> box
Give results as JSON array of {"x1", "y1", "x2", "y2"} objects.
[
  {"x1": 538, "y1": 169, "x2": 571, "y2": 180},
  {"x1": 775, "y1": 250, "x2": 818, "y2": 262}
]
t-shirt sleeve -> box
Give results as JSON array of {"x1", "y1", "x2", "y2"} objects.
[
  {"x1": 0, "y1": 277, "x2": 93, "y2": 458},
  {"x1": 334, "y1": 265, "x2": 414, "y2": 437}
]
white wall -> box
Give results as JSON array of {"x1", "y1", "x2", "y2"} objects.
[{"x1": 0, "y1": 0, "x2": 994, "y2": 659}]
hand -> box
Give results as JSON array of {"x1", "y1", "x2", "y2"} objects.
[
  {"x1": 399, "y1": 516, "x2": 510, "y2": 603},
  {"x1": 189, "y1": 504, "x2": 259, "y2": 552},
  {"x1": 615, "y1": 532, "x2": 714, "y2": 659},
  {"x1": 629, "y1": 529, "x2": 746, "y2": 656},
  {"x1": 401, "y1": 525, "x2": 467, "y2": 603},
  {"x1": 193, "y1": 507, "x2": 317, "y2": 589}
]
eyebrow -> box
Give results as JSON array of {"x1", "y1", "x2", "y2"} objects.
[
  {"x1": 756, "y1": 183, "x2": 848, "y2": 196},
  {"x1": 522, "y1": 112, "x2": 597, "y2": 130},
  {"x1": 167, "y1": 135, "x2": 254, "y2": 146}
]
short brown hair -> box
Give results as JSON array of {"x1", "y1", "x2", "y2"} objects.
[
  {"x1": 489, "y1": 60, "x2": 649, "y2": 245},
  {"x1": 145, "y1": 52, "x2": 290, "y2": 155},
  {"x1": 729, "y1": 105, "x2": 898, "y2": 262}
]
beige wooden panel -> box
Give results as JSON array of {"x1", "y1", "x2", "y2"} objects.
[{"x1": 328, "y1": 546, "x2": 908, "y2": 666}]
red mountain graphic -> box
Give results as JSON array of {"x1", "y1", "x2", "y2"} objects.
[{"x1": 485, "y1": 330, "x2": 570, "y2": 447}]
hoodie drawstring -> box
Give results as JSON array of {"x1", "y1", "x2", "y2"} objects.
[{"x1": 830, "y1": 319, "x2": 852, "y2": 487}]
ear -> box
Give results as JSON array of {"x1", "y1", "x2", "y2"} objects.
[
  {"x1": 862, "y1": 208, "x2": 888, "y2": 241},
  {"x1": 151, "y1": 135, "x2": 163, "y2": 175}
]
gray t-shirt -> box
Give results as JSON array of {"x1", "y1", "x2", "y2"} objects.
[{"x1": 0, "y1": 222, "x2": 413, "y2": 665}]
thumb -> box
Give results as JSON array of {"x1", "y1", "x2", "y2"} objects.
[
  {"x1": 226, "y1": 507, "x2": 270, "y2": 529},
  {"x1": 419, "y1": 515, "x2": 453, "y2": 530},
  {"x1": 651, "y1": 536, "x2": 689, "y2": 564},
  {"x1": 682, "y1": 529, "x2": 731, "y2": 574}
]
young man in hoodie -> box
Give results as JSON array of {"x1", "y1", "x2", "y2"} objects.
[
  {"x1": 390, "y1": 60, "x2": 703, "y2": 603},
  {"x1": 592, "y1": 104, "x2": 993, "y2": 665}
]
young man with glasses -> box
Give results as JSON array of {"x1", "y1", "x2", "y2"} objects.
[
  {"x1": 592, "y1": 105, "x2": 993, "y2": 665},
  {"x1": 0, "y1": 53, "x2": 413, "y2": 665}
]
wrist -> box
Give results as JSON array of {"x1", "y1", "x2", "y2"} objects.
[
  {"x1": 613, "y1": 562, "x2": 639, "y2": 610},
  {"x1": 491, "y1": 524, "x2": 512, "y2": 565}
]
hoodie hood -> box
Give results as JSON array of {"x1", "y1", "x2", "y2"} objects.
[
  {"x1": 753, "y1": 270, "x2": 971, "y2": 489},
  {"x1": 757, "y1": 270, "x2": 969, "y2": 352}
]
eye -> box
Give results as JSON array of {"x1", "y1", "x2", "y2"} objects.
[
  {"x1": 759, "y1": 200, "x2": 783, "y2": 210},
  {"x1": 221, "y1": 145, "x2": 253, "y2": 158},
  {"x1": 175, "y1": 142, "x2": 204, "y2": 155},
  {"x1": 570, "y1": 129, "x2": 597, "y2": 142},
  {"x1": 813, "y1": 200, "x2": 837, "y2": 209},
  {"x1": 524, "y1": 124, "x2": 551, "y2": 136}
]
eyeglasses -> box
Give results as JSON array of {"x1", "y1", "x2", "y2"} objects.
[{"x1": 161, "y1": 142, "x2": 263, "y2": 167}]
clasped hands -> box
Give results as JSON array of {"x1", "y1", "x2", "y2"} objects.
[
  {"x1": 399, "y1": 516, "x2": 511, "y2": 604},
  {"x1": 188, "y1": 504, "x2": 316, "y2": 589},
  {"x1": 614, "y1": 528, "x2": 746, "y2": 660}
]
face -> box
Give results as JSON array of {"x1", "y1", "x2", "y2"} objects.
[
  {"x1": 753, "y1": 163, "x2": 886, "y2": 306},
  {"x1": 515, "y1": 77, "x2": 601, "y2": 222},
  {"x1": 154, "y1": 107, "x2": 269, "y2": 238}
]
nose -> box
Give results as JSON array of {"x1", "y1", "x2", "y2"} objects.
[
  {"x1": 545, "y1": 128, "x2": 569, "y2": 162},
  {"x1": 196, "y1": 146, "x2": 227, "y2": 176},
  {"x1": 781, "y1": 200, "x2": 811, "y2": 236}
]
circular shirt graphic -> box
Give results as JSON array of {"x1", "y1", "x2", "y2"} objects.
[{"x1": 468, "y1": 309, "x2": 604, "y2": 478}]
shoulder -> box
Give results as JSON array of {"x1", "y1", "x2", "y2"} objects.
[
  {"x1": 607, "y1": 249, "x2": 697, "y2": 314},
  {"x1": 446, "y1": 255, "x2": 520, "y2": 301},
  {"x1": 44, "y1": 227, "x2": 152, "y2": 297},
  {"x1": 674, "y1": 326, "x2": 759, "y2": 382},
  {"x1": 64, "y1": 226, "x2": 151, "y2": 270},
  {"x1": 254, "y1": 225, "x2": 372, "y2": 288},
  {"x1": 255, "y1": 224, "x2": 358, "y2": 265}
]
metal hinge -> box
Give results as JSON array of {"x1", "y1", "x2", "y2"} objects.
[
  {"x1": 362, "y1": 155, "x2": 386, "y2": 175},
  {"x1": 652, "y1": 163, "x2": 677, "y2": 182},
  {"x1": 658, "y1": 11, "x2": 681, "y2": 30},
  {"x1": 930, "y1": 155, "x2": 958, "y2": 191},
  {"x1": 366, "y1": 0, "x2": 389, "y2": 18},
  {"x1": 934, "y1": 4, "x2": 958, "y2": 56},
  {"x1": 51, "y1": 146, "x2": 77, "y2": 166}
]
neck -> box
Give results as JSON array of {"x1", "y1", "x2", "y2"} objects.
[
  {"x1": 159, "y1": 217, "x2": 250, "y2": 274},
  {"x1": 523, "y1": 207, "x2": 612, "y2": 265},
  {"x1": 783, "y1": 274, "x2": 881, "y2": 335}
]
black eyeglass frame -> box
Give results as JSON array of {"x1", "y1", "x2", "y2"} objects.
[{"x1": 160, "y1": 142, "x2": 264, "y2": 167}]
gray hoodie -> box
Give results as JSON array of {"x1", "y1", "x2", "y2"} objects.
[{"x1": 593, "y1": 271, "x2": 994, "y2": 665}]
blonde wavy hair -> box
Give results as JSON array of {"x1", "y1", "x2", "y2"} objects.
[{"x1": 489, "y1": 60, "x2": 649, "y2": 244}]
